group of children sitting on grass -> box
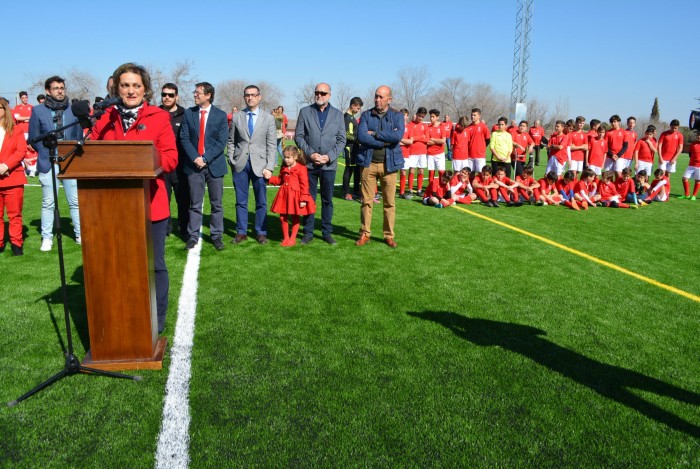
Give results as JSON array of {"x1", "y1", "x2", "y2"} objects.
[{"x1": 421, "y1": 164, "x2": 671, "y2": 210}]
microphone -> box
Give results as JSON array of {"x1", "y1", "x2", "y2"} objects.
[
  {"x1": 94, "y1": 96, "x2": 122, "y2": 111},
  {"x1": 71, "y1": 100, "x2": 93, "y2": 130}
]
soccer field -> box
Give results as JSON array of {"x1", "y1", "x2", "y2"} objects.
[{"x1": 2, "y1": 160, "x2": 699, "y2": 467}]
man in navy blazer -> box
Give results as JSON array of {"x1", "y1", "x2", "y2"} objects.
[
  {"x1": 180, "y1": 82, "x2": 229, "y2": 251},
  {"x1": 294, "y1": 83, "x2": 346, "y2": 245}
]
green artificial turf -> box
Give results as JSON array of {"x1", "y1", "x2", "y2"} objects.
[{"x1": 1, "y1": 160, "x2": 699, "y2": 467}]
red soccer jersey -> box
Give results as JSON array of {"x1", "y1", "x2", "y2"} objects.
[
  {"x1": 634, "y1": 137, "x2": 656, "y2": 163},
  {"x1": 548, "y1": 132, "x2": 569, "y2": 165},
  {"x1": 427, "y1": 125, "x2": 445, "y2": 155},
  {"x1": 623, "y1": 129, "x2": 637, "y2": 160},
  {"x1": 473, "y1": 174, "x2": 493, "y2": 188},
  {"x1": 507, "y1": 126, "x2": 518, "y2": 139},
  {"x1": 467, "y1": 122, "x2": 490, "y2": 158},
  {"x1": 658, "y1": 130, "x2": 684, "y2": 161},
  {"x1": 400, "y1": 125, "x2": 411, "y2": 158},
  {"x1": 441, "y1": 121, "x2": 453, "y2": 139},
  {"x1": 449, "y1": 174, "x2": 472, "y2": 196},
  {"x1": 598, "y1": 181, "x2": 619, "y2": 201},
  {"x1": 513, "y1": 132, "x2": 534, "y2": 161},
  {"x1": 424, "y1": 178, "x2": 449, "y2": 199},
  {"x1": 573, "y1": 180, "x2": 590, "y2": 197},
  {"x1": 606, "y1": 128, "x2": 626, "y2": 156},
  {"x1": 588, "y1": 137, "x2": 608, "y2": 167},
  {"x1": 12, "y1": 103, "x2": 32, "y2": 133},
  {"x1": 516, "y1": 175, "x2": 536, "y2": 187},
  {"x1": 689, "y1": 141, "x2": 700, "y2": 167},
  {"x1": 614, "y1": 177, "x2": 634, "y2": 198},
  {"x1": 529, "y1": 126, "x2": 545, "y2": 145},
  {"x1": 451, "y1": 128, "x2": 469, "y2": 160},
  {"x1": 537, "y1": 178, "x2": 555, "y2": 195},
  {"x1": 568, "y1": 130, "x2": 587, "y2": 162},
  {"x1": 408, "y1": 120, "x2": 430, "y2": 155},
  {"x1": 555, "y1": 178, "x2": 575, "y2": 194}
]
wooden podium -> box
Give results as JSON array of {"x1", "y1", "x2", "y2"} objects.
[{"x1": 58, "y1": 141, "x2": 167, "y2": 371}]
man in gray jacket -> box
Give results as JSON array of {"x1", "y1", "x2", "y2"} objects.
[
  {"x1": 228, "y1": 84, "x2": 277, "y2": 244},
  {"x1": 294, "y1": 83, "x2": 346, "y2": 245}
]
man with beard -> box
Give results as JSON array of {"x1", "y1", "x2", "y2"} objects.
[
  {"x1": 159, "y1": 83, "x2": 189, "y2": 237},
  {"x1": 28, "y1": 76, "x2": 82, "y2": 252}
]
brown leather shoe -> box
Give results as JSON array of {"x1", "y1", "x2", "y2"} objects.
[
  {"x1": 355, "y1": 233, "x2": 371, "y2": 246},
  {"x1": 232, "y1": 234, "x2": 247, "y2": 244},
  {"x1": 256, "y1": 234, "x2": 268, "y2": 245},
  {"x1": 384, "y1": 237, "x2": 397, "y2": 248}
]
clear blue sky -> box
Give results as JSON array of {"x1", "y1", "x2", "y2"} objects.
[{"x1": 3, "y1": 0, "x2": 697, "y2": 123}]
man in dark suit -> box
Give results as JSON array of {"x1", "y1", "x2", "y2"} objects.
[
  {"x1": 294, "y1": 82, "x2": 346, "y2": 245},
  {"x1": 228, "y1": 84, "x2": 277, "y2": 244},
  {"x1": 180, "y1": 82, "x2": 229, "y2": 250}
]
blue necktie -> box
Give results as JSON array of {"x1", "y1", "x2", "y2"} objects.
[{"x1": 248, "y1": 112, "x2": 254, "y2": 136}]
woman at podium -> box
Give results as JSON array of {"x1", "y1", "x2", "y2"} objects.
[{"x1": 91, "y1": 63, "x2": 178, "y2": 334}]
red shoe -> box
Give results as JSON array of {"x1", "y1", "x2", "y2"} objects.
[
  {"x1": 355, "y1": 233, "x2": 371, "y2": 246},
  {"x1": 384, "y1": 238, "x2": 397, "y2": 248}
]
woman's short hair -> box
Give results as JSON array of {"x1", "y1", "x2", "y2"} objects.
[{"x1": 111, "y1": 63, "x2": 154, "y2": 103}]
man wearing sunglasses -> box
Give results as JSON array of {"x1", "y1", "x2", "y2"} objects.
[
  {"x1": 160, "y1": 83, "x2": 189, "y2": 238},
  {"x1": 294, "y1": 83, "x2": 346, "y2": 245}
]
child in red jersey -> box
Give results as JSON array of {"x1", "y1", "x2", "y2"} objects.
[
  {"x1": 407, "y1": 107, "x2": 429, "y2": 196},
  {"x1": 467, "y1": 108, "x2": 490, "y2": 173},
  {"x1": 556, "y1": 170, "x2": 580, "y2": 210},
  {"x1": 268, "y1": 146, "x2": 316, "y2": 246},
  {"x1": 568, "y1": 116, "x2": 588, "y2": 179},
  {"x1": 679, "y1": 132, "x2": 700, "y2": 200},
  {"x1": 450, "y1": 116, "x2": 470, "y2": 172},
  {"x1": 423, "y1": 170, "x2": 453, "y2": 208},
  {"x1": 533, "y1": 171, "x2": 562, "y2": 206},
  {"x1": 546, "y1": 120, "x2": 569, "y2": 176},
  {"x1": 398, "y1": 108, "x2": 414, "y2": 199},
  {"x1": 616, "y1": 116, "x2": 637, "y2": 177},
  {"x1": 573, "y1": 169, "x2": 601, "y2": 209},
  {"x1": 657, "y1": 119, "x2": 684, "y2": 174},
  {"x1": 587, "y1": 126, "x2": 607, "y2": 176},
  {"x1": 633, "y1": 125, "x2": 657, "y2": 176},
  {"x1": 614, "y1": 168, "x2": 638, "y2": 205},
  {"x1": 426, "y1": 109, "x2": 446, "y2": 182},
  {"x1": 472, "y1": 165, "x2": 499, "y2": 207},
  {"x1": 643, "y1": 168, "x2": 671, "y2": 203},
  {"x1": 605, "y1": 115, "x2": 627, "y2": 173},
  {"x1": 449, "y1": 167, "x2": 477, "y2": 204},
  {"x1": 493, "y1": 168, "x2": 523, "y2": 206},
  {"x1": 598, "y1": 171, "x2": 636, "y2": 209},
  {"x1": 512, "y1": 120, "x2": 534, "y2": 177},
  {"x1": 516, "y1": 164, "x2": 539, "y2": 204}
]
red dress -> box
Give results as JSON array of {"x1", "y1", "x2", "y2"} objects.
[{"x1": 269, "y1": 164, "x2": 316, "y2": 216}]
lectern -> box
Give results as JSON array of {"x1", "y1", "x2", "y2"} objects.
[{"x1": 58, "y1": 141, "x2": 166, "y2": 371}]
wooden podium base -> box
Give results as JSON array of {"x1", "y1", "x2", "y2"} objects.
[{"x1": 81, "y1": 337, "x2": 168, "y2": 371}]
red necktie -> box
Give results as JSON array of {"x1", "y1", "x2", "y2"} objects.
[{"x1": 198, "y1": 110, "x2": 207, "y2": 155}]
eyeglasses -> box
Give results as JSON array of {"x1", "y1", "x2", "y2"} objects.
[
  {"x1": 161, "y1": 92, "x2": 176, "y2": 98},
  {"x1": 50, "y1": 87, "x2": 65, "y2": 91},
  {"x1": 193, "y1": 90, "x2": 209, "y2": 96},
  {"x1": 314, "y1": 91, "x2": 329, "y2": 96},
  {"x1": 244, "y1": 93, "x2": 260, "y2": 98}
]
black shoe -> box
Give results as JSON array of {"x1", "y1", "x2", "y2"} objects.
[
  {"x1": 213, "y1": 238, "x2": 225, "y2": 250},
  {"x1": 529, "y1": 196, "x2": 536, "y2": 205},
  {"x1": 322, "y1": 235, "x2": 337, "y2": 245},
  {"x1": 485, "y1": 201, "x2": 494, "y2": 207},
  {"x1": 507, "y1": 201, "x2": 514, "y2": 207},
  {"x1": 492, "y1": 201, "x2": 500, "y2": 208},
  {"x1": 11, "y1": 244, "x2": 23, "y2": 256},
  {"x1": 185, "y1": 239, "x2": 197, "y2": 250},
  {"x1": 300, "y1": 234, "x2": 314, "y2": 245},
  {"x1": 0, "y1": 245, "x2": 4, "y2": 254},
  {"x1": 513, "y1": 201, "x2": 523, "y2": 207}
]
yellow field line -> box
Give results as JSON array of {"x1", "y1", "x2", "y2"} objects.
[{"x1": 451, "y1": 205, "x2": 700, "y2": 304}]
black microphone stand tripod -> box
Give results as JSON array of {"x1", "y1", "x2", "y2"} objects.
[{"x1": 8, "y1": 113, "x2": 141, "y2": 407}]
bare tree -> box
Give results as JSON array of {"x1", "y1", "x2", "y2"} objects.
[
  {"x1": 217, "y1": 79, "x2": 284, "y2": 113},
  {"x1": 147, "y1": 60, "x2": 198, "y2": 107},
  {"x1": 331, "y1": 81, "x2": 356, "y2": 111},
  {"x1": 295, "y1": 80, "x2": 316, "y2": 109},
  {"x1": 392, "y1": 65, "x2": 431, "y2": 113},
  {"x1": 526, "y1": 96, "x2": 551, "y2": 127},
  {"x1": 427, "y1": 77, "x2": 473, "y2": 119}
]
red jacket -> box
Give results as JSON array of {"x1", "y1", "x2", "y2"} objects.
[
  {"x1": 0, "y1": 126, "x2": 28, "y2": 188},
  {"x1": 91, "y1": 103, "x2": 178, "y2": 221}
]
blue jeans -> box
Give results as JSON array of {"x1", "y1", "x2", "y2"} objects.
[
  {"x1": 39, "y1": 165, "x2": 80, "y2": 240},
  {"x1": 304, "y1": 167, "x2": 336, "y2": 236},
  {"x1": 187, "y1": 167, "x2": 224, "y2": 241},
  {"x1": 233, "y1": 159, "x2": 268, "y2": 236}
]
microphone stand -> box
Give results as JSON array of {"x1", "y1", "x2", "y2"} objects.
[{"x1": 9, "y1": 113, "x2": 141, "y2": 408}]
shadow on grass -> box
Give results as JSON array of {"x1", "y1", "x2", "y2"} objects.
[
  {"x1": 407, "y1": 311, "x2": 700, "y2": 438},
  {"x1": 28, "y1": 217, "x2": 80, "y2": 243},
  {"x1": 42, "y1": 265, "x2": 90, "y2": 354}
]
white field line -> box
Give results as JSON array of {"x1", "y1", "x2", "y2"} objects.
[{"x1": 154, "y1": 238, "x2": 203, "y2": 469}]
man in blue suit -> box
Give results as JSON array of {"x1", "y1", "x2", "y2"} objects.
[
  {"x1": 180, "y1": 82, "x2": 229, "y2": 250},
  {"x1": 294, "y1": 83, "x2": 346, "y2": 245}
]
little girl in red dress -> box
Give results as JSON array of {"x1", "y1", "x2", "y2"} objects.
[{"x1": 268, "y1": 146, "x2": 316, "y2": 246}]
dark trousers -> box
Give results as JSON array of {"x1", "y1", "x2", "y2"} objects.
[
  {"x1": 187, "y1": 167, "x2": 224, "y2": 242},
  {"x1": 304, "y1": 167, "x2": 336, "y2": 236},
  {"x1": 233, "y1": 158, "x2": 268, "y2": 236},
  {"x1": 532, "y1": 145, "x2": 542, "y2": 165},
  {"x1": 342, "y1": 147, "x2": 361, "y2": 197},
  {"x1": 152, "y1": 218, "x2": 169, "y2": 332},
  {"x1": 491, "y1": 160, "x2": 512, "y2": 178},
  {"x1": 164, "y1": 166, "x2": 190, "y2": 234}
]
